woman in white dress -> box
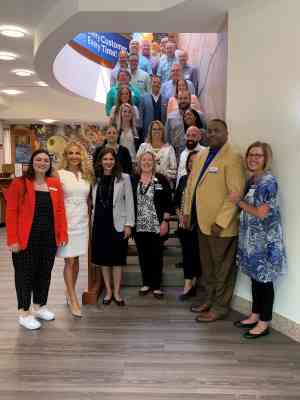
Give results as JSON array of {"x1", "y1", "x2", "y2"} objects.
[
  {"x1": 57, "y1": 142, "x2": 94, "y2": 317},
  {"x1": 137, "y1": 120, "x2": 177, "y2": 186}
]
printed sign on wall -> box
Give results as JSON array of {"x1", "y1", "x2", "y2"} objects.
[{"x1": 72, "y1": 32, "x2": 130, "y2": 68}]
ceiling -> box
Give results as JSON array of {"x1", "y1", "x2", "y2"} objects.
[{"x1": 0, "y1": 0, "x2": 247, "y2": 124}]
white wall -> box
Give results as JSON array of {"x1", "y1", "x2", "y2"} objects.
[{"x1": 227, "y1": 0, "x2": 300, "y2": 324}]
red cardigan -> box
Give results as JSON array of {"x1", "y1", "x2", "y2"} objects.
[{"x1": 5, "y1": 177, "x2": 68, "y2": 250}]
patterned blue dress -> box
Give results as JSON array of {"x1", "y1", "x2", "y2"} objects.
[{"x1": 237, "y1": 172, "x2": 287, "y2": 283}]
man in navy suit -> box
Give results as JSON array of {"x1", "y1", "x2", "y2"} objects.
[{"x1": 139, "y1": 75, "x2": 167, "y2": 142}]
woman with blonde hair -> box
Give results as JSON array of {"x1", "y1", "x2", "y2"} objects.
[
  {"x1": 57, "y1": 142, "x2": 94, "y2": 317},
  {"x1": 229, "y1": 141, "x2": 287, "y2": 339},
  {"x1": 132, "y1": 151, "x2": 172, "y2": 298},
  {"x1": 136, "y1": 120, "x2": 177, "y2": 185}
]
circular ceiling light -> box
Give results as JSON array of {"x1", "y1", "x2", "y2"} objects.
[
  {"x1": 12, "y1": 68, "x2": 35, "y2": 77},
  {"x1": 0, "y1": 25, "x2": 27, "y2": 38},
  {"x1": 0, "y1": 51, "x2": 18, "y2": 61},
  {"x1": 1, "y1": 89, "x2": 24, "y2": 95},
  {"x1": 40, "y1": 119, "x2": 57, "y2": 124},
  {"x1": 35, "y1": 81, "x2": 48, "y2": 87}
]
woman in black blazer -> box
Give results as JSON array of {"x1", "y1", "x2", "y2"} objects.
[{"x1": 132, "y1": 150, "x2": 172, "y2": 298}]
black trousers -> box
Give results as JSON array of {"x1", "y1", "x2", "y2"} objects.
[
  {"x1": 12, "y1": 245, "x2": 57, "y2": 311},
  {"x1": 135, "y1": 232, "x2": 163, "y2": 290},
  {"x1": 251, "y1": 279, "x2": 274, "y2": 322},
  {"x1": 178, "y1": 227, "x2": 201, "y2": 280}
]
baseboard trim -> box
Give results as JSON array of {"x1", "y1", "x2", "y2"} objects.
[{"x1": 232, "y1": 295, "x2": 300, "y2": 343}]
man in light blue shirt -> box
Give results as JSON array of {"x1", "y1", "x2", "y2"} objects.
[
  {"x1": 178, "y1": 50, "x2": 199, "y2": 95},
  {"x1": 139, "y1": 40, "x2": 158, "y2": 75},
  {"x1": 157, "y1": 41, "x2": 177, "y2": 83},
  {"x1": 161, "y1": 63, "x2": 195, "y2": 103}
]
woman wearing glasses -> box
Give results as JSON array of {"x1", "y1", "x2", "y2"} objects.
[{"x1": 229, "y1": 141, "x2": 287, "y2": 339}]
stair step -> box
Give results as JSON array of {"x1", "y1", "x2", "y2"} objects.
[{"x1": 125, "y1": 238, "x2": 184, "y2": 287}]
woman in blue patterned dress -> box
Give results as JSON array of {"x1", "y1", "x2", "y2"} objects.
[{"x1": 229, "y1": 141, "x2": 286, "y2": 339}]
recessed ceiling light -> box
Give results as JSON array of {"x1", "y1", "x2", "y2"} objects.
[
  {"x1": 0, "y1": 51, "x2": 18, "y2": 61},
  {"x1": 0, "y1": 25, "x2": 27, "y2": 38},
  {"x1": 1, "y1": 89, "x2": 23, "y2": 95},
  {"x1": 35, "y1": 81, "x2": 48, "y2": 87},
  {"x1": 40, "y1": 119, "x2": 57, "y2": 124},
  {"x1": 12, "y1": 69, "x2": 35, "y2": 77}
]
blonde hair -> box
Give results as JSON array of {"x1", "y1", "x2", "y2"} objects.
[
  {"x1": 147, "y1": 120, "x2": 165, "y2": 144},
  {"x1": 59, "y1": 141, "x2": 94, "y2": 183},
  {"x1": 245, "y1": 141, "x2": 273, "y2": 172},
  {"x1": 136, "y1": 150, "x2": 157, "y2": 176}
]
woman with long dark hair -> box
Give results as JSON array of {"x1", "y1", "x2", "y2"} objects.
[
  {"x1": 91, "y1": 148, "x2": 134, "y2": 306},
  {"x1": 5, "y1": 149, "x2": 67, "y2": 330},
  {"x1": 110, "y1": 85, "x2": 140, "y2": 130},
  {"x1": 174, "y1": 150, "x2": 201, "y2": 300}
]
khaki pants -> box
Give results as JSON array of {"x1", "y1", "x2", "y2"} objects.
[{"x1": 198, "y1": 230, "x2": 238, "y2": 318}]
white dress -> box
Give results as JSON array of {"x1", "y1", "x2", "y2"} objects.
[{"x1": 56, "y1": 169, "x2": 90, "y2": 258}]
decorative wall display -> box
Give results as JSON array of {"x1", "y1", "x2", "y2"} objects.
[{"x1": 71, "y1": 32, "x2": 130, "y2": 68}]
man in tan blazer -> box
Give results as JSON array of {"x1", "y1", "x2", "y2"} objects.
[{"x1": 184, "y1": 119, "x2": 246, "y2": 322}]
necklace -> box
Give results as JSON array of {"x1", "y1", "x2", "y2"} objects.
[{"x1": 138, "y1": 177, "x2": 153, "y2": 196}]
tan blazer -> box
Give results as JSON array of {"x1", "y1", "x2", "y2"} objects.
[{"x1": 184, "y1": 142, "x2": 246, "y2": 237}]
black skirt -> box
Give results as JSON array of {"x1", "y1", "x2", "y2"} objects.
[{"x1": 91, "y1": 176, "x2": 128, "y2": 267}]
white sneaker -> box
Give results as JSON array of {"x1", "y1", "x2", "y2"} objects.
[
  {"x1": 19, "y1": 315, "x2": 41, "y2": 330},
  {"x1": 33, "y1": 307, "x2": 55, "y2": 321}
]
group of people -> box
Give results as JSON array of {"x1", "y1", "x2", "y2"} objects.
[{"x1": 4, "y1": 34, "x2": 287, "y2": 339}]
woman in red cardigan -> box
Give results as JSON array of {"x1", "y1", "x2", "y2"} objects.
[{"x1": 5, "y1": 149, "x2": 68, "y2": 330}]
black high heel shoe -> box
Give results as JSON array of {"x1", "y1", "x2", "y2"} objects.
[
  {"x1": 103, "y1": 296, "x2": 113, "y2": 305},
  {"x1": 113, "y1": 296, "x2": 125, "y2": 306},
  {"x1": 179, "y1": 286, "x2": 197, "y2": 301}
]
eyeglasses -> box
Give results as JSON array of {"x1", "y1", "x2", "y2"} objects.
[{"x1": 247, "y1": 153, "x2": 264, "y2": 158}]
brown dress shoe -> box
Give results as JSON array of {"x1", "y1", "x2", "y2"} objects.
[
  {"x1": 190, "y1": 303, "x2": 210, "y2": 313},
  {"x1": 195, "y1": 311, "x2": 220, "y2": 323}
]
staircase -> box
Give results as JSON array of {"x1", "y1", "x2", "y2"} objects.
[{"x1": 123, "y1": 226, "x2": 184, "y2": 287}]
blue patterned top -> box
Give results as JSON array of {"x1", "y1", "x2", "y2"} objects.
[{"x1": 237, "y1": 172, "x2": 287, "y2": 283}]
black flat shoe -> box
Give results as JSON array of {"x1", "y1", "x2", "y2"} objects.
[
  {"x1": 153, "y1": 290, "x2": 164, "y2": 299},
  {"x1": 234, "y1": 320, "x2": 258, "y2": 329},
  {"x1": 103, "y1": 297, "x2": 113, "y2": 305},
  {"x1": 139, "y1": 287, "x2": 151, "y2": 296},
  {"x1": 179, "y1": 286, "x2": 197, "y2": 301},
  {"x1": 243, "y1": 328, "x2": 270, "y2": 339},
  {"x1": 113, "y1": 296, "x2": 125, "y2": 306}
]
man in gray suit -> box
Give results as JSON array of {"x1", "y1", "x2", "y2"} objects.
[{"x1": 139, "y1": 75, "x2": 167, "y2": 141}]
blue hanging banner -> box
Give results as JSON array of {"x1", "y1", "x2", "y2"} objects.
[{"x1": 72, "y1": 32, "x2": 130, "y2": 68}]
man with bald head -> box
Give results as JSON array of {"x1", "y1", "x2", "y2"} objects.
[
  {"x1": 178, "y1": 50, "x2": 199, "y2": 94},
  {"x1": 184, "y1": 119, "x2": 246, "y2": 322},
  {"x1": 176, "y1": 126, "x2": 205, "y2": 187}
]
